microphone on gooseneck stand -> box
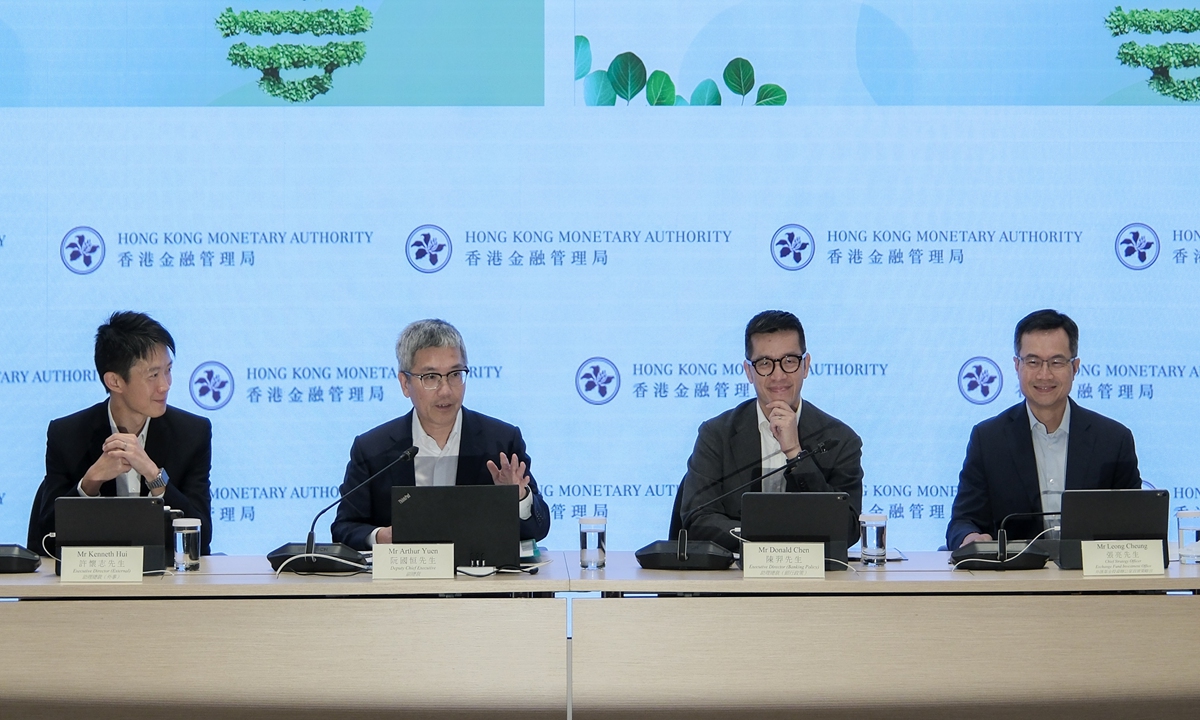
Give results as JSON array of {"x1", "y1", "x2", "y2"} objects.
[
  {"x1": 677, "y1": 440, "x2": 838, "y2": 531},
  {"x1": 268, "y1": 445, "x2": 419, "y2": 573},
  {"x1": 950, "y1": 510, "x2": 1059, "y2": 571},
  {"x1": 635, "y1": 440, "x2": 837, "y2": 571},
  {"x1": 996, "y1": 510, "x2": 1061, "y2": 563}
]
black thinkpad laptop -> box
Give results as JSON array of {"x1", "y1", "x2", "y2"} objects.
[
  {"x1": 741, "y1": 492, "x2": 852, "y2": 571},
  {"x1": 391, "y1": 485, "x2": 520, "y2": 569},
  {"x1": 1056, "y1": 488, "x2": 1170, "y2": 569},
  {"x1": 54, "y1": 496, "x2": 168, "y2": 574}
]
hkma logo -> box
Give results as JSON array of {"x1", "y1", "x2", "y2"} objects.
[
  {"x1": 576, "y1": 358, "x2": 620, "y2": 405},
  {"x1": 406, "y1": 225, "x2": 452, "y2": 273},
  {"x1": 190, "y1": 362, "x2": 234, "y2": 411},
  {"x1": 771, "y1": 225, "x2": 815, "y2": 271},
  {"x1": 60, "y1": 227, "x2": 105, "y2": 274},
  {"x1": 958, "y1": 357, "x2": 1002, "y2": 405},
  {"x1": 1115, "y1": 223, "x2": 1158, "y2": 270}
]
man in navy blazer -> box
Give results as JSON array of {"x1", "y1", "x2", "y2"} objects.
[
  {"x1": 28, "y1": 312, "x2": 212, "y2": 556},
  {"x1": 331, "y1": 319, "x2": 550, "y2": 551},
  {"x1": 947, "y1": 310, "x2": 1141, "y2": 550}
]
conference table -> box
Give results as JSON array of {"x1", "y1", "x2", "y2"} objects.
[{"x1": 1, "y1": 550, "x2": 1197, "y2": 719}]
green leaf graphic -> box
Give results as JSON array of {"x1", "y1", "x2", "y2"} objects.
[
  {"x1": 675, "y1": 94, "x2": 689, "y2": 106},
  {"x1": 646, "y1": 70, "x2": 676, "y2": 105},
  {"x1": 690, "y1": 78, "x2": 722, "y2": 106},
  {"x1": 723, "y1": 57, "x2": 755, "y2": 103},
  {"x1": 607, "y1": 52, "x2": 647, "y2": 103},
  {"x1": 584, "y1": 70, "x2": 616, "y2": 106},
  {"x1": 755, "y1": 83, "x2": 787, "y2": 106},
  {"x1": 575, "y1": 36, "x2": 592, "y2": 81}
]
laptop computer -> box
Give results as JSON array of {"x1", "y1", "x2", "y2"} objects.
[
  {"x1": 1056, "y1": 488, "x2": 1170, "y2": 569},
  {"x1": 54, "y1": 496, "x2": 168, "y2": 574},
  {"x1": 740, "y1": 492, "x2": 852, "y2": 571},
  {"x1": 391, "y1": 485, "x2": 520, "y2": 569}
]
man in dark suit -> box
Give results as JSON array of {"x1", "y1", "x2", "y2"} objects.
[
  {"x1": 28, "y1": 312, "x2": 212, "y2": 556},
  {"x1": 946, "y1": 309, "x2": 1141, "y2": 550},
  {"x1": 680, "y1": 310, "x2": 864, "y2": 552},
  {"x1": 331, "y1": 319, "x2": 550, "y2": 550}
]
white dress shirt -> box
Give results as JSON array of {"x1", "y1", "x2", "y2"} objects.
[
  {"x1": 1028, "y1": 401, "x2": 1070, "y2": 529},
  {"x1": 76, "y1": 402, "x2": 149, "y2": 497},
  {"x1": 412, "y1": 408, "x2": 464, "y2": 488},
  {"x1": 756, "y1": 399, "x2": 802, "y2": 493}
]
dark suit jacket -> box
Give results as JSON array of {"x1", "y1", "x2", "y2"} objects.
[
  {"x1": 330, "y1": 408, "x2": 551, "y2": 551},
  {"x1": 946, "y1": 400, "x2": 1141, "y2": 550},
  {"x1": 29, "y1": 401, "x2": 213, "y2": 556},
  {"x1": 680, "y1": 399, "x2": 864, "y2": 552}
]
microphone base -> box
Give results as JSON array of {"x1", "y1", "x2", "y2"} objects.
[
  {"x1": 950, "y1": 541, "x2": 1050, "y2": 571},
  {"x1": 0, "y1": 545, "x2": 41, "y2": 573},
  {"x1": 268, "y1": 542, "x2": 367, "y2": 573},
  {"x1": 635, "y1": 540, "x2": 735, "y2": 571}
]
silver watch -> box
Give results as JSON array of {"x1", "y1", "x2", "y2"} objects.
[{"x1": 145, "y1": 467, "x2": 169, "y2": 490}]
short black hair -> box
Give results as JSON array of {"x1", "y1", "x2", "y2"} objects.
[
  {"x1": 1014, "y1": 309, "x2": 1078, "y2": 357},
  {"x1": 744, "y1": 310, "x2": 806, "y2": 359},
  {"x1": 94, "y1": 311, "x2": 176, "y2": 391}
]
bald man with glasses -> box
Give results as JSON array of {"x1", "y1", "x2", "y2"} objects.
[
  {"x1": 678, "y1": 310, "x2": 865, "y2": 552},
  {"x1": 331, "y1": 319, "x2": 550, "y2": 551}
]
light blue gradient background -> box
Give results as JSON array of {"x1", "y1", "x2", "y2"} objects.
[{"x1": 0, "y1": 1, "x2": 1197, "y2": 556}]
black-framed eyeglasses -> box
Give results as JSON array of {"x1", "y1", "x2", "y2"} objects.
[
  {"x1": 1017, "y1": 355, "x2": 1075, "y2": 372},
  {"x1": 748, "y1": 354, "x2": 806, "y2": 377},
  {"x1": 402, "y1": 368, "x2": 470, "y2": 390}
]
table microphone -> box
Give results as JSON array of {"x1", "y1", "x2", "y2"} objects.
[
  {"x1": 678, "y1": 440, "x2": 837, "y2": 532},
  {"x1": 268, "y1": 445, "x2": 418, "y2": 572},
  {"x1": 635, "y1": 440, "x2": 836, "y2": 571},
  {"x1": 951, "y1": 510, "x2": 1060, "y2": 571},
  {"x1": 997, "y1": 510, "x2": 1061, "y2": 562}
]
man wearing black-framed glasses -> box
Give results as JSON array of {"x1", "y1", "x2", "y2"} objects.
[
  {"x1": 331, "y1": 319, "x2": 550, "y2": 550},
  {"x1": 678, "y1": 310, "x2": 865, "y2": 551},
  {"x1": 946, "y1": 309, "x2": 1142, "y2": 550}
]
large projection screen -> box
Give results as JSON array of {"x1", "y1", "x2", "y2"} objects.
[{"x1": 1, "y1": 0, "x2": 1198, "y2": 555}]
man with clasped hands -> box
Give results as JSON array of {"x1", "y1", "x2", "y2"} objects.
[
  {"x1": 29, "y1": 311, "x2": 212, "y2": 556},
  {"x1": 946, "y1": 309, "x2": 1142, "y2": 550},
  {"x1": 331, "y1": 319, "x2": 550, "y2": 550},
  {"x1": 679, "y1": 310, "x2": 864, "y2": 552}
]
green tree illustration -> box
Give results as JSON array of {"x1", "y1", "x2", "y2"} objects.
[
  {"x1": 217, "y1": 6, "x2": 373, "y2": 103},
  {"x1": 1107, "y1": 6, "x2": 1200, "y2": 102}
]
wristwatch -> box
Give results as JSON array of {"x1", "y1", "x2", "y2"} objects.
[{"x1": 145, "y1": 467, "x2": 169, "y2": 491}]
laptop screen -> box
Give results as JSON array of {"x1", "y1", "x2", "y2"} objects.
[
  {"x1": 391, "y1": 485, "x2": 520, "y2": 568},
  {"x1": 740, "y1": 492, "x2": 852, "y2": 570}
]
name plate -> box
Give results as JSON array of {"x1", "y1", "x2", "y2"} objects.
[
  {"x1": 60, "y1": 547, "x2": 144, "y2": 583},
  {"x1": 373, "y1": 543, "x2": 454, "y2": 580},
  {"x1": 742, "y1": 542, "x2": 825, "y2": 579},
  {"x1": 1081, "y1": 540, "x2": 1165, "y2": 576}
]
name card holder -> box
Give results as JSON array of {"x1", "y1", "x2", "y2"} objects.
[
  {"x1": 60, "y1": 546, "x2": 144, "y2": 583},
  {"x1": 373, "y1": 543, "x2": 454, "y2": 579},
  {"x1": 742, "y1": 542, "x2": 825, "y2": 579},
  {"x1": 1081, "y1": 540, "x2": 1165, "y2": 576}
]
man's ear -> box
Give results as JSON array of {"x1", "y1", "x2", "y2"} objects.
[{"x1": 103, "y1": 371, "x2": 124, "y2": 394}]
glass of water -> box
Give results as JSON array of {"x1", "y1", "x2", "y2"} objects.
[
  {"x1": 1178, "y1": 511, "x2": 1200, "y2": 565},
  {"x1": 859, "y1": 513, "x2": 887, "y2": 566},
  {"x1": 173, "y1": 518, "x2": 202, "y2": 572},
  {"x1": 579, "y1": 517, "x2": 607, "y2": 570}
]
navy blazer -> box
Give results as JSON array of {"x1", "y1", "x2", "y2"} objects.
[
  {"x1": 29, "y1": 400, "x2": 213, "y2": 556},
  {"x1": 330, "y1": 408, "x2": 551, "y2": 550},
  {"x1": 946, "y1": 399, "x2": 1141, "y2": 550}
]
